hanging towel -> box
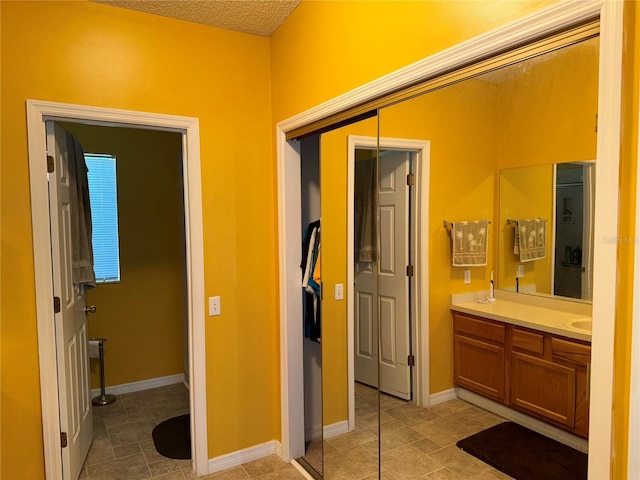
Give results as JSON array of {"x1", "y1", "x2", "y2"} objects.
[
  {"x1": 515, "y1": 219, "x2": 547, "y2": 262},
  {"x1": 354, "y1": 157, "x2": 377, "y2": 263},
  {"x1": 451, "y1": 220, "x2": 489, "y2": 267},
  {"x1": 67, "y1": 132, "x2": 96, "y2": 288}
]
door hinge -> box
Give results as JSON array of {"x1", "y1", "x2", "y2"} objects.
[
  {"x1": 60, "y1": 432, "x2": 68, "y2": 448},
  {"x1": 406, "y1": 265, "x2": 414, "y2": 277},
  {"x1": 47, "y1": 155, "x2": 55, "y2": 173},
  {"x1": 53, "y1": 296, "x2": 61, "y2": 314},
  {"x1": 595, "y1": 113, "x2": 598, "y2": 133},
  {"x1": 407, "y1": 355, "x2": 415, "y2": 367},
  {"x1": 406, "y1": 173, "x2": 415, "y2": 186}
]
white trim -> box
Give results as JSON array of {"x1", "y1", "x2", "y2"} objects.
[
  {"x1": 429, "y1": 388, "x2": 458, "y2": 406},
  {"x1": 323, "y1": 420, "x2": 350, "y2": 440},
  {"x1": 90, "y1": 373, "x2": 184, "y2": 398},
  {"x1": 588, "y1": 2, "x2": 623, "y2": 479},
  {"x1": 278, "y1": 3, "x2": 622, "y2": 478},
  {"x1": 346, "y1": 135, "x2": 430, "y2": 430},
  {"x1": 458, "y1": 388, "x2": 589, "y2": 454},
  {"x1": 208, "y1": 440, "x2": 282, "y2": 474},
  {"x1": 26, "y1": 100, "x2": 208, "y2": 478},
  {"x1": 629, "y1": 72, "x2": 640, "y2": 480},
  {"x1": 277, "y1": 132, "x2": 304, "y2": 461}
]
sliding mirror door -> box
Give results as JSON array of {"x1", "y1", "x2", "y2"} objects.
[
  {"x1": 320, "y1": 115, "x2": 380, "y2": 480},
  {"x1": 375, "y1": 34, "x2": 599, "y2": 478}
]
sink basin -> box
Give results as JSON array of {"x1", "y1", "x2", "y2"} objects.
[{"x1": 563, "y1": 318, "x2": 592, "y2": 334}]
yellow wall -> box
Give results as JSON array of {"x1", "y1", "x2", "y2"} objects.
[
  {"x1": 498, "y1": 165, "x2": 554, "y2": 294},
  {"x1": 60, "y1": 123, "x2": 186, "y2": 389},
  {"x1": 0, "y1": 1, "x2": 276, "y2": 476}
]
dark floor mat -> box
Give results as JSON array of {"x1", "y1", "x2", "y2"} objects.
[
  {"x1": 152, "y1": 413, "x2": 191, "y2": 460},
  {"x1": 456, "y1": 421, "x2": 587, "y2": 480}
]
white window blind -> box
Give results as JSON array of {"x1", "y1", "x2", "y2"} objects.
[{"x1": 85, "y1": 154, "x2": 121, "y2": 283}]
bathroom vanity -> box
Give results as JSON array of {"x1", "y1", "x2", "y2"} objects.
[{"x1": 451, "y1": 292, "x2": 592, "y2": 439}]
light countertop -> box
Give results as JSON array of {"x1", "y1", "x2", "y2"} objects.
[{"x1": 450, "y1": 290, "x2": 592, "y2": 342}]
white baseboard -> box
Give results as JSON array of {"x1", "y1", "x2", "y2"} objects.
[
  {"x1": 429, "y1": 388, "x2": 457, "y2": 406},
  {"x1": 91, "y1": 373, "x2": 184, "y2": 397},
  {"x1": 208, "y1": 440, "x2": 282, "y2": 474},
  {"x1": 457, "y1": 388, "x2": 589, "y2": 453},
  {"x1": 323, "y1": 420, "x2": 349, "y2": 439}
]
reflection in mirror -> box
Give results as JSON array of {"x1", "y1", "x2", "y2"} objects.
[
  {"x1": 376, "y1": 35, "x2": 598, "y2": 477},
  {"x1": 321, "y1": 117, "x2": 380, "y2": 480},
  {"x1": 498, "y1": 162, "x2": 595, "y2": 301}
]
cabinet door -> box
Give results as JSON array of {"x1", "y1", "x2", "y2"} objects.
[
  {"x1": 454, "y1": 335, "x2": 505, "y2": 402},
  {"x1": 510, "y1": 352, "x2": 576, "y2": 428}
]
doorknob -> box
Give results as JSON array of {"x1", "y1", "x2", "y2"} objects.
[{"x1": 84, "y1": 305, "x2": 97, "y2": 314}]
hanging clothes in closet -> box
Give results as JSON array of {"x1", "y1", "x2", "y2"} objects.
[{"x1": 301, "y1": 220, "x2": 321, "y2": 343}]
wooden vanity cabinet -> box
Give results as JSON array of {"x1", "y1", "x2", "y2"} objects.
[
  {"x1": 452, "y1": 312, "x2": 591, "y2": 438},
  {"x1": 453, "y1": 313, "x2": 506, "y2": 403}
]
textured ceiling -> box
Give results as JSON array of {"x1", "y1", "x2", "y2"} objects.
[{"x1": 93, "y1": 0, "x2": 301, "y2": 37}]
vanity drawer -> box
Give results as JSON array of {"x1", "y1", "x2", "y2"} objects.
[
  {"x1": 551, "y1": 338, "x2": 591, "y2": 366},
  {"x1": 453, "y1": 313, "x2": 505, "y2": 344},
  {"x1": 512, "y1": 327, "x2": 544, "y2": 355}
]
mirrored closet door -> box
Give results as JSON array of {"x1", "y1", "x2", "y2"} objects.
[{"x1": 295, "y1": 25, "x2": 600, "y2": 480}]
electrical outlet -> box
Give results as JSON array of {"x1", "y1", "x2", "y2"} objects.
[
  {"x1": 335, "y1": 284, "x2": 344, "y2": 301},
  {"x1": 464, "y1": 270, "x2": 471, "y2": 284},
  {"x1": 209, "y1": 296, "x2": 221, "y2": 316},
  {"x1": 517, "y1": 265, "x2": 524, "y2": 278}
]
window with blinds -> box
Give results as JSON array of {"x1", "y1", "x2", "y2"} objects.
[{"x1": 85, "y1": 153, "x2": 121, "y2": 283}]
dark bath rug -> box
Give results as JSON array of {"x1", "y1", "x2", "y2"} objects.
[
  {"x1": 152, "y1": 413, "x2": 191, "y2": 460},
  {"x1": 456, "y1": 421, "x2": 587, "y2": 480}
]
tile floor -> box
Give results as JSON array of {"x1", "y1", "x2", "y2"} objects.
[
  {"x1": 298, "y1": 383, "x2": 514, "y2": 480},
  {"x1": 82, "y1": 382, "x2": 512, "y2": 480}
]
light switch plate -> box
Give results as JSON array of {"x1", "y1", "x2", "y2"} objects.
[
  {"x1": 517, "y1": 265, "x2": 525, "y2": 278},
  {"x1": 464, "y1": 270, "x2": 471, "y2": 284},
  {"x1": 209, "y1": 296, "x2": 221, "y2": 316},
  {"x1": 335, "y1": 284, "x2": 344, "y2": 301}
]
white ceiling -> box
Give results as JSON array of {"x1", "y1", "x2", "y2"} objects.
[{"x1": 93, "y1": 0, "x2": 301, "y2": 37}]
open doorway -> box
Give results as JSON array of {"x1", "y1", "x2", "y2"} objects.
[
  {"x1": 27, "y1": 100, "x2": 208, "y2": 478},
  {"x1": 55, "y1": 121, "x2": 191, "y2": 477}
]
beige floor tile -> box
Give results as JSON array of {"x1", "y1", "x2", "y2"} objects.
[
  {"x1": 113, "y1": 442, "x2": 142, "y2": 459},
  {"x1": 148, "y1": 458, "x2": 181, "y2": 476},
  {"x1": 151, "y1": 471, "x2": 187, "y2": 480},
  {"x1": 380, "y1": 394, "x2": 408, "y2": 411},
  {"x1": 108, "y1": 418, "x2": 157, "y2": 446},
  {"x1": 411, "y1": 437, "x2": 443, "y2": 455},
  {"x1": 427, "y1": 400, "x2": 472, "y2": 417},
  {"x1": 327, "y1": 428, "x2": 378, "y2": 451},
  {"x1": 386, "y1": 404, "x2": 440, "y2": 426},
  {"x1": 380, "y1": 445, "x2": 443, "y2": 480},
  {"x1": 324, "y1": 445, "x2": 379, "y2": 480},
  {"x1": 203, "y1": 467, "x2": 250, "y2": 480},
  {"x1": 242, "y1": 454, "x2": 288, "y2": 478},
  {"x1": 86, "y1": 453, "x2": 151, "y2": 479},
  {"x1": 85, "y1": 437, "x2": 115, "y2": 466},
  {"x1": 415, "y1": 467, "x2": 464, "y2": 479},
  {"x1": 254, "y1": 464, "x2": 307, "y2": 479},
  {"x1": 379, "y1": 420, "x2": 425, "y2": 451},
  {"x1": 427, "y1": 445, "x2": 491, "y2": 478}
]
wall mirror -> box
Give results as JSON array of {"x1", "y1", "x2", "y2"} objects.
[
  {"x1": 296, "y1": 29, "x2": 599, "y2": 480},
  {"x1": 498, "y1": 162, "x2": 595, "y2": 301}
]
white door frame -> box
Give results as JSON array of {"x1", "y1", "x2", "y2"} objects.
[
  {"x1": 26, "y1": 100, "x2": 208, "y2": 478},
  {"x1": 347, "y1": 136, "x2": 430, "y2": 429},
  {"x1": 278, "y1": 3, "x2": 623, "y2": 479}
]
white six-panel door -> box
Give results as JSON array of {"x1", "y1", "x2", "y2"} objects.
[
  {"x1": 47, "y1": 122, "x2": 93, "y2": 480},
  {"x1": 355, "y1": 150, "x2": 411, "y2": 399}
]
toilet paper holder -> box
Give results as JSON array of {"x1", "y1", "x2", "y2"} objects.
[{"x1": 89, "y1": 338, "x2": 116, "y2": 406}]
